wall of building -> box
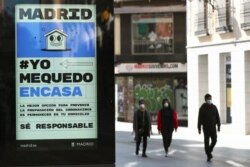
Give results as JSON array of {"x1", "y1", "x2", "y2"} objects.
[
  {"x1": 187, "y1": 1, "x2": 250, "y2": 46},
  {"x1": 187, "y1": 0, "x2": 250, "y2": 135},
  {"x1": 114, "y1": 15, "x2": 121, "y2": 55},
  {"x1": 187, "y1": 43, "x2": 249, "y2": 135},
  {"x1": 245, "y1": 51, "x2": 250, "y2": 134},
  {"x1": 114, "y1": 3, "x2": 188, "y2": 126}
]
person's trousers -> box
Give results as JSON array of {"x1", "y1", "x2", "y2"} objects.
[
  {"x1": 162, "y1": 130, "x2": 173, "y2": 153},
  {"x1": 136, "y1": 133, "x2": 147, "y2": 154},
  {"x1": 203, "y1": 128, "x2": 217, "y2": 156}
]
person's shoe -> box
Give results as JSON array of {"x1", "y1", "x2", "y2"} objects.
[
  {"x1": 135, "y1": 149, "x2": 139, "y2": 155},
  {"x1": 165, "y1": 149, "x2": 169, "y2": 156},
  {"x1": 142, "y1": 153, "x2": 147, "y2": 158},
  {"x1": 165, "y1": 151, "x2": 168, "y2": 157},
  {"x1": 207, "y1": 154, "x2": 213, "y2": 162}
]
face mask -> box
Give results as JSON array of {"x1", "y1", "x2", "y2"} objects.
[
  {"x1": 164, "y1": 103, "x2": 169, "y2": 107},
  {"x1": 140, "y1": 104, "x2": 145, "y2": 109},
  {"x1": 207, "y1": 100, "x2": 212, "y2": 104}
]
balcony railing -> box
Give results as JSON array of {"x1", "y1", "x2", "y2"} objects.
[
  {"x1": 241, "y1": 1, "x2": 250, "y2": 30},
  {"x1": 215, "y1": 6, "x2": 233, "y2": 33},
  {"x1": 194, "y1": 11, "x2": 209, "y2": 36}
]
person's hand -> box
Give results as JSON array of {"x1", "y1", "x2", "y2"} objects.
[
  {"x1": 174, "y1": 128, "x2": 177, "y2": 132},
  {"x1": 158, "y1": 130, "x2": 161, "y2": 135},
  {"x1": 198, "y1": 129, "x2": 201, "y2": 134},
  {"x1": 150, "y1": 130, "x2": 153, "y2": 135},
  {"x1": 218, "y1": 127, "x2": 220, "y2": 132},
  {"x1": 131, "y1": 131, "x2": 134, "y2": 135}
]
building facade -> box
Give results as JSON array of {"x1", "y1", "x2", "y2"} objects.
[
  {"x1": 114, "y1": 0, "x2": 187, "y2": 125},
  {"x1": 187, "y1": 0, "x2": 250, "y2": 135}
]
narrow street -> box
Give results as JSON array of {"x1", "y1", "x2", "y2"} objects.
[{"x1": 116, "y1": 121, "x2": 250, "y2": 167}]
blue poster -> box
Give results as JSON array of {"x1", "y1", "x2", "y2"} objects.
[{"x1": 16, "y1": 22, "x2": 95, "y2": 57}]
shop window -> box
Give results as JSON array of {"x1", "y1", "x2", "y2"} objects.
[
  {"x1": 215, "y1": 0, "x2": 233, "y2": 33},
  {"x1": 241, "y1": 0, "x2": 250, "y2": 30},
  {"x1": 131, "y1": 13, "x2": 174, "y2": 55}
]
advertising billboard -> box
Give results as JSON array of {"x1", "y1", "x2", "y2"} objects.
[
  {"x1": 0, "y1": 0, "x2": 114, "y2": 166},
  {"x1": 16, "y1": 4, "x2": 97, "y2": 149}
]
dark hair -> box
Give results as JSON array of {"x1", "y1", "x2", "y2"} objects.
[
  {"x1": 162, "y1": 98, "x2": 172, "y2": 110},
  {"x1": 162, "y1": 98, "x2": 169, "y2": 105},
  {"x1": 204, "y1": 93, "x2": 212, "y2": 101},
  {"x1": 139, "y1": 99, "x2": 145, "y2": 105}
]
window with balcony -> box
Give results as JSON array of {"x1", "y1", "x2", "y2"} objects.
[
  {"x1": 215, "y1": 0, "x2": 233, "y2": 33},
  {"x1": 194, "y1": 0, "x2": 209, "y2": 36},
  {"x1": 131, "y1": 13, "x2": 174, "y2": 55},
  {"x1": 241, "y1": 0, "x2": 250, "y2": 30}
]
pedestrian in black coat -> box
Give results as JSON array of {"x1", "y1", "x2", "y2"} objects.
[
  {"x1": 133, "y1": 99, "x2": 151, "y2": 157},
  {"x1": 198, "y1": 93, "x2": 221, "y2": 162}
]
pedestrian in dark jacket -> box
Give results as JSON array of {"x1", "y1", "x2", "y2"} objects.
[
  {"x1": 133, "y1": 99, "x2": 151, "y2": 157},
  {"x1": 198, "y1": 93, "x2": 221, "y2": 162},
  {"x1": 157, "y1": 98, "x2": 178, "y2": 157}
]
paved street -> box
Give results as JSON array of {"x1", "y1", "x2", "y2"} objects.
[{"x1": 116, "y1": 121, "x2": 250, "y2": 167}]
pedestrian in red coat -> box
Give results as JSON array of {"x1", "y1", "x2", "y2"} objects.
[{"x1": 157, "y1": 98, "x2": 178, "y2": 157}]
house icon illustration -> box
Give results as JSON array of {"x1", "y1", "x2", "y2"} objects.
[{"x1": 44, "y1": 29, "x2": 68, "y2": 51}]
